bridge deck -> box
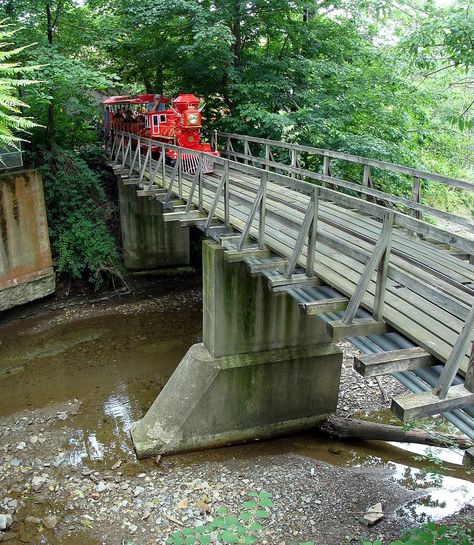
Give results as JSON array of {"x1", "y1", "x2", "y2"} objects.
[{"x1": 153, "y1": 162, "x2": 472, "y2": 373}]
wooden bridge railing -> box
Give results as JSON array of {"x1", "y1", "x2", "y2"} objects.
[
  {"x1": 108, "y1": 131, "x2": 474, "y2": 407},
  {"x1": 209, "y1": 131, "x2": 474, "y2": 241}
]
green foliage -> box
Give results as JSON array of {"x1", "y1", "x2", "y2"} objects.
[
  {"x1": 167, "y1": 492, "x2": 273, "y2": 545},
  {"x1": 363, "y1": 521, "x2": 474, "y2": 545},
  {"x1": 40, "y1": 147, "x2": 121, "y2": 287},
  {"x1": 0, "y1": 20, "x2": 38, "y2": 148}
]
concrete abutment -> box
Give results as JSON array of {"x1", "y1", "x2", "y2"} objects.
[
  {"x1": 118, "y1": 180, "x2": 190, "y2": 270},
  {"x1": 131, "y1": 240, "x2": 343, "y2": 457}
]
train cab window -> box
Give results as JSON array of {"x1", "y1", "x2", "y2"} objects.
[
  {"x1": 159, "y1": 114, "x2": 167, "y2": 123},
  {"x1": 152, "y1": 114, "x2": 159, "y2": 127},
  {"x1": 145, "y1": 115, "x2": 150, "y2": 129}
]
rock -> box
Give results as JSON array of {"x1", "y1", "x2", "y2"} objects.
[
  {"x1": 129, "y1": 524, "x2": 138, "y2": 534},
  {"x1": 9, "y1": 458, "x2": 21, "y2": 467},
  {"x1": 16, "y1": 442, "x2": 26, "y2": 450},
  {"x1": 133, "y1": 486, "x2": 144, "y2": 497},
  {"x1": 43, "y1": 515, "x2": 58, "y2": 529},
  {"x1": 363, "y1": 502, "x2": 383, "y2": 526},
  {"x1": 30, "y1": 436, "x2": 39, "y2": 444},
  {"x1": 32, "y1": 458, "x2": 44, "y2": 470},
  {"x1": 97, "y1": 482, "x2": 107, "y2": 493},
  {"x1": 32, "y1": 476, "x2": 47, "y2": 492},
  {"x1": 7, "y1": 500, "x2": 18, "y2": 512},
  {"x1": 57, "y1": 412, "x2": 68, "y2": 421},
  {"x1": 111, "y1": 460, "x2": 122, "y2": 470},
  {"x1": 0, "y1": 514, "x2": 12, "y2": 531},
  {"x1": 25, "y1": 516, "x2": 41, "y2": 526}
]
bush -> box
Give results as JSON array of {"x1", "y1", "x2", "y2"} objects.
[{"x1": 40, "y1": 147, "x2": 121, "y2": 288}]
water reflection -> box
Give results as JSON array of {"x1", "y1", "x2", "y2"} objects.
[{"x1": 388, "y1": 461, "x2": 474, "y2": 522}]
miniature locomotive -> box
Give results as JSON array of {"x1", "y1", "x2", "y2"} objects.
[{"x1": 102, "y1": 93, "x2": 219, "y2": 172}]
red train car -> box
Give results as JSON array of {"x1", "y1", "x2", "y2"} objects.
[{"x1": 102, "y1": 93, "x2": 219, "y2": 173}]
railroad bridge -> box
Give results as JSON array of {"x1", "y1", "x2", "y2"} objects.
[{"x1": 106, "y1": 130, "x2": 474, "y2": 465}]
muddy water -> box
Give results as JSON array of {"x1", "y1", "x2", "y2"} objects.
[{"x1": 0, "y1": 289, "x2": 473, "y2": 527}]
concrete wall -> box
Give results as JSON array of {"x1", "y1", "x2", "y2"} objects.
[
  {"x1": 118, "y1": 181, "x2": 190, "y2": 270},
  {"x1": 0, "y1": 170, "x2": 55, "y2": 311},
  {"x1": 203, "y1": 240, "x2": 332, "y2": 357}
]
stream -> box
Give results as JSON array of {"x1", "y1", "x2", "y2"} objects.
[{"x1": 0, "y1": 280, "x2": 473, "y2": 544}]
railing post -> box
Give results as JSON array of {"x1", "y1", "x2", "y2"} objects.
[
  {"x1": 290, "y1": 147, "x2": 297, "y2": 178},
  {"x1": 198, "y1": 152, "x2": 204, "y2": 211},
  {"x1": 412, "y1": 176, "x2": 422, "y2": 221},
  {"x1": 362, "y1": 164, "x2": 371, "y2": 200},
  {"x1": 265, "y1": 144, "x2": 270, "y2": 171},
  {"x1": 433, "y1": 304, "x2": 474, "y2": 399},
  {"x1": 342, "y1": 211, "x2": 394, "y2": 325},
  {"x1": 162, "y1": 144, "x2": 166, "y2": 184},
  {"x1": 258, "y1": 172, "x2": 267, "y2": 250},
  {"x1": 373, "y1": 211, "x2": 394, "y2": 321},
  {"x1": 224, "y1": 160, "x2": 230, "y2": 226},
  {"x1": 306, "y1": 186, "x2": 320, "y2": 276},
  {"x1": 178, "y1": 149, "x2": 183, "y2": 198}
]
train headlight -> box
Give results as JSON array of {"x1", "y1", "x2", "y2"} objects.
[{"x1": 187, "y1": 113, "x2": 199, "y2": 125}]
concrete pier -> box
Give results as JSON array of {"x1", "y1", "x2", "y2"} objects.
[
  {"x1": 118, "y1": 181, "x2": 190, "y2": 270},
  {"x1": 0, "y1": 170, "x2": 55, "y2": 311},
  {"x1": 131, "y1": 240, "x2": 342, "y2": 457}
]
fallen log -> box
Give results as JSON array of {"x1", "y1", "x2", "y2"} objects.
[{"x1": 320, "y1": 415, "x2": 473, "y2": 450}]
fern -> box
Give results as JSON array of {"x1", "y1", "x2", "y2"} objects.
[{"x1": 0, "y1": 20, "x2": 39, "y2": 148}]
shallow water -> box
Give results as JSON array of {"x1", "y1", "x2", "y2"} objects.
[{"x1": 0, "y1": 290, "x2": 473, "y2": 526}]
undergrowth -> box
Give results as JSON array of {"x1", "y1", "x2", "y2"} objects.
[{"x1": 40, "y1": 147, "x2": 122, "y2": 289}]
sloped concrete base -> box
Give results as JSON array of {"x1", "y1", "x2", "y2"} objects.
[{"x1": 131, "y1": 342, "x2": 342, "y2": 458}]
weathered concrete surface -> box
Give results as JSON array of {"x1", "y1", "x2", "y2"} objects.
[
  {"x1": 132, "y1": 240, "x2": 342, "y2": 457},
  {"x1": 131, "y1": 342, "x2": 342, "y2": 457},
  {"x1": 118, "y1": 181, "x2": 190, "y2": 270},
  {"x1": 0, "y1": 170, "x2": 55, "y2": 311},
  {"x1": 203, "y1": 241, "x2": 332, "y2": 357}
]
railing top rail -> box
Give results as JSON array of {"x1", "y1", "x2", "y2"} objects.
[
  {"x1": 214, "y1": 131, "x2": 474, "y2": 192},
  {"x1": 114, "y1": 131, "x2": 474, "y2": 254}
]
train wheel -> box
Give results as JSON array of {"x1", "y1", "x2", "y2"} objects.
[{"x1": 165, "y1": 157, "x2": 176, "y2": 167}]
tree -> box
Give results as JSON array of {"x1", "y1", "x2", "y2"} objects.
[{"x1": 0, "y1": 20, "x2": 38, "y2": 149}]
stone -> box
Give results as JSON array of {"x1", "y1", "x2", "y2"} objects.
[
  {"x1": 0, "y1": 515, "x2": 12, "y2": 531},
  {"x1": 25, "y1": 516, "x2": 41, "y2": 526},
  {"x1": 32, "y1": 476, "x2": 46, "y2": 492},
  {"x1": 30, "y1": 436, "x2": 39, "y2": 444},
  {"x1": 129, "y1": 524, "x2": 138, "y2": 534},
  {"x1": 43, "y1": 515, "x2": 58, "y2": 529},
  {"x1": 363, "y1": 502, "x2": 383, "y2": 526},
  {"x1": 9, "y1": 458, "x2": 21, "y2": 467},
  {"x1": 133, "y1": 486, "x2": 144, "y2": 497},
  {"x1": 97, "y1": 482, "x2": 107, "y2": 493},
  {"x1": 16, "y1": 442, "x2": 26, "y2": 450}
]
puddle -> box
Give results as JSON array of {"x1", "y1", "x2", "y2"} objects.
[{"x1": 0, "y1": 293, "x2": 473, "y2": 530}]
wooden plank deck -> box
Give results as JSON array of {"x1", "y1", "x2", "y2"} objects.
[{"x1": 115, "y1": 136, "x2": 474, "y2": 377}]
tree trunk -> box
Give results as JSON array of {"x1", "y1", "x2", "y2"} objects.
[
  {"x1": 45, "y1": 1, "x2": 56, "y2": 151},
  {"x1": 320, "y1": 416, "x2": 473, "y2": 450}
]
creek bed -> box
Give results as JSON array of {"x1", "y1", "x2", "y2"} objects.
[{"x1": 0, "y1": 279, "x2": 472, "y2": 544}]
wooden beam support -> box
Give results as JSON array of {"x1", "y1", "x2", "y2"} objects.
[
  {"x1": 354, "y1": 347, "x2": 434, "y2": 377},
  {"x1": 327, "y1": 318, "x2": 387, "y2": 341},
  {"x1": 268, "y1": 273, "x2": 321, "y2": 292},
  {"x1": 392, "y1": 384, "x2": 474, "y2": 422},
  {"x1": 163, "y1": 210, "x2": 206, "y2": 223},
  {"x1": 136, "y1": 188, "x2": 167, "y2": 197},
  {"x1": 122, "y1": 178, "x2": 142, "y2": 186},
  {"x1": 225, "y1": 248, "x2": 271, "y2": 263},
  {"x1": 298, "y1": 296, "x2": 349, "y2": 316},
  {"x1": 247, "y1": 258, "x2": 288, "y2": 274}
]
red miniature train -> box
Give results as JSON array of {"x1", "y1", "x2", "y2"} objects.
[{"x1": 102, "y1": 93, "x2": 219, "y2": 173}]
